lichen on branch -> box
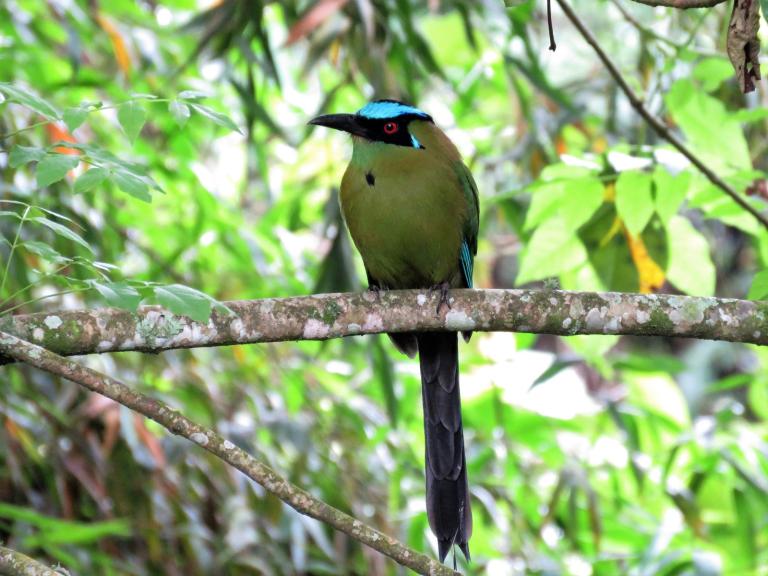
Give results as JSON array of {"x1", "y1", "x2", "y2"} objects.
[{"x1": 1, "y1": 289, "x2": 766, "y2": 366}]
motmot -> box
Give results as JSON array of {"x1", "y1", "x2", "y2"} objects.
[{"x1": 310, "y1": 100, "x2": 479, "y2": 563}]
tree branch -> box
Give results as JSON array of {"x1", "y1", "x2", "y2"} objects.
[
  {"x1": 0, "y1": 290, "x2": 766, "y2": 365},
  {"x1": 0, "y1": 545, "x2": 61, "y2": 576},
  {"x1": 0, "y1": 331, "x2": 457, "y2": 576},
  {"x1": 626, "y1": 0, "x2": 727, "y2": 7},
  {"x1": 555, "y1": 0, "x2": 768, "y2": 230}
]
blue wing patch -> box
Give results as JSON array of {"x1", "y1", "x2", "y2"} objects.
[
  {"x1": 460, "y1": 239, "x2": 473, "y2": 288},
  {"x1": 357, "y1": 101, "x2": 430, "y2": 120}
]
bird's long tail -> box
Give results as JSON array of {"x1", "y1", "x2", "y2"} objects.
[{"x1": 417, "y1": 331, "x2": 472, "y2": 563}]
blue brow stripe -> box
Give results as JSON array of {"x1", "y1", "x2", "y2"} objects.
[{"x1": 357, "y1": 101, "x2": 430, "y2": 119}]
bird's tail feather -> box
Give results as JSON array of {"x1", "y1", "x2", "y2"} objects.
[{"x1": 417, "y1": 332, "x2": 472, "y2": 563}]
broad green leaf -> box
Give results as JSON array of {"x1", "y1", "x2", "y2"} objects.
[
  {"x1": 113, "y1": 170, "x2": 151, "y2": 202},
  {"x1": 91, "y1": 281, "x2": 142, "y2": 311},
  {"x1": 665, "y1": 80, "x2": 750, "y2": 173},
  {"x1": 9, "y1": 145, "x2": 45, "y2": 168},
  {"x1": 21, "y1": 241, "x2": 70, "y2": 263},
  {"x1": 665, "y1": 215, "x2": 715, "y2": 296},
  {"x1": 154, "y1": 284, "x2": 213, "y2": 322},
  {"x1": 654, "y1": 169, "x2": 690, "y2": 223},
  {"x1": 169, "y1": 100, "x2": 191, "y2": 127},
  {"x1": 525, "y1": 176, "x2": 603, "y2": 232},
  {"x1": 190, "y1": 103, "x2": 241, "y2": 133},
  {"x1": 117, "y1": 100, "x2": 147, "y2": 143},
  {"x1": 615, "y1": 171, "x2": 654, "y2": 235},
  {"x1": 63, "y1": 106, "x2": 89, "y2": 131},
  {"x1": 36, "y1": 154, "x2": 79, "y2": 188},
  {"x1": 693, "y1": 57, "x2": 733, "y2": 92},
  {"x1": 0, "y1": 82, "x2": 59, "y2": 119},
  {"x1": 517, "y1": 216, "x2": 588, "y2": 284},
  {"x1": 748, "y1": 270, "x2": 768, "y2": 300},
  {"x1": 31, "y1": 216, "x2": 93, "y2": 253},
  {"x1": 74, "y1": 167, "x2": 109, "y2": 194}
]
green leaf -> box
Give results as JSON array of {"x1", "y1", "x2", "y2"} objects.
[
  {"x1": 615, "y1": 171, "x2": 654, "y2": 235},
  {"x1": 91, "y1": 281, "x2": 142, "y2": 311},
  {"x1": 113, "y1": 170, "x2": 151, "y2": 202},
  {"x1": 693, "y1": 57, "x2": 733, "y2": 92},
  {"x1": 0, "y1": 82, "x2": 60, "y2": 119},
  {"x1": 117, "y1": 101, "x2": 147, "y2": 143},
  {"x1": 516, "y1": 216, "x2": 588, "y2": 284},
  {"x1": 36, "y1": 154, "x2": 80, "y2": 188},
  {"x1": 178, "y1": 90, "x2": 208, "y2": 100},
  {"x1": 748, "y1": 270, "x2": 768, "y2": 300},
  {"x1": 74, "y1": 167, "x2": 109, "y2": 194},
  {"x1": 21, "y1": 241, "x2": 70, "y2": 263},
  {"x1": 30, "y1": 216, "x2": 93, "y2": 253},
  {"x1": 9, "y1": 145, "x2": 45, "y2": 168},
  {"x1": 665, "y1": 80, "x2": 750, "y2": 173},
  {"x1": 665, "y1": 216, "x2": 715, "y2": 296},
  {"x1": 525, "y1": 176, "x2": 603, "y2": 232},
  {"x1": 63, "y1": 106, "x2": 89, "y2": 131},
  {"x1": 189, "y1": 103, "x2": 241, "y2": 134},
  {"x1": 169, "y1": 100, "x2": 191, "y2": 128},
  {"x1": 654, "y1": 169, "x2": 690, "y2": 223},
  {"x1": 154, "y1": 284, "x2": 213, "y2": 322}
]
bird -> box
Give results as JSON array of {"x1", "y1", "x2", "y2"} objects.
[{"x1": 309, "y1": 99, "x2": 479, "y2": 564}]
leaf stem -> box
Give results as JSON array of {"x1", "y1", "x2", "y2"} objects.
[{"x1": 0, "y1": 205, "x2": 30, "y2": 298}]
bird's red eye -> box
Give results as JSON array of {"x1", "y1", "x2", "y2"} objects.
[{"x1": 383, "y1": 122, "x2": 399, "y2": 135}]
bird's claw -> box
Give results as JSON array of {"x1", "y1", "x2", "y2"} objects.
[
  {"x1": 430, "y1": 281, "x2": 452, "y2": 315},
  {"x1": 368, "y1": 284, "x2": 384, "y2": 302}
]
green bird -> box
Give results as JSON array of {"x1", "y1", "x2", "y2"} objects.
[{"x1": 310, "y1": 100, "x2": 479, "y2": 563}]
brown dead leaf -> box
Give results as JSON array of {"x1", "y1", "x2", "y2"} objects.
[
  {"x1": 285, "y1": 0, "x2": 350, "y2": 46},
  {"x1": 727, "y1": 0, "x2": 761, "y2": 93}
]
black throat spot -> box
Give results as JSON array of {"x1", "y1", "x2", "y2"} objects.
[{"x1": 365, "y1": 171, "x2": 375, "y2": 187}]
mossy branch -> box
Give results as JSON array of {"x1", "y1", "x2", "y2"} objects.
[
  {"x1": 0, "y1": 290, "x2": 766, "y2": 365},
  {"x1": 0, "y1": 545, "x2": 62, "y2": 576}
]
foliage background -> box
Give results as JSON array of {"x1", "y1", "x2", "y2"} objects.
[{"x1": 1, "y1": 0, "x2": 768, "y2": 574}]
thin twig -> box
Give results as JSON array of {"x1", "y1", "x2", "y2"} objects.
[
  {"x1": 554, "y1": 0, "x2": 768, "y2": 230},
  {"x1": 627, "y1": 0, "x2": 727, "y2": 7},
  {"x1": 1, "y1": 289, "x2": 766, "y2": 366},
  {"x1": 0, "y1": 331, "x2": 458, "y2": 576}
]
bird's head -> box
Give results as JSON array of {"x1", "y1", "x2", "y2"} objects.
[{"x1": 309, "y1": 99, "x2": 433, "y2": 149}]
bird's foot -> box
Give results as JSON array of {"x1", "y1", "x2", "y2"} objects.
[
  {"x1": 368, "y1": 284, "x2": 385, "y2": 302},
  {"x1": 429, "y1": 281, "x2": 452, "y2": 315}
]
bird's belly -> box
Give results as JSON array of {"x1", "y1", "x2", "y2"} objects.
[{"x1": 343, "y1": 186, "x2": 463, "y2": 289}]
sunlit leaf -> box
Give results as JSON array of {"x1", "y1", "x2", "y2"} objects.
[
  {"x1": 0, "y1": 82, "x2": 60, "y2": 119},
  {"x1": 91, "y1": 281, "x2": 142, "y2": 311},
  {"x1": 31, "y1": 216, "x2": 93, "y2": 253},
  {"x1": 117, "y1": 101, "x2": 146, "y2": 143},
  {"x1": 517, "y1": 216, "x2": 588, "y2": 284},
  {"x1": 748, "y1": 270, "x2": 768, "y2": 300},
  {"x1": 74, "y1": 167, "x2": 110, "y2": 194},
  {"x1": 113, "y1": 170, "x2": 151, "y2": 202},
  {"x1": 615, "y1": 171, "x2": 654, "y2": 235},
  {"x1": 9, "y1": 145, "x2": 46, "y2": 168},
  {"x1": 63, "y1": 106, "x2": 89, "y2": 131},
  {"x1": 169, "y1": 100, "x2": 191, "y2": 127},
  {"x1": 154, "y1": 284, "x2": 213, "y2": 322},
  {"x1": 36, "y1": 154, "x2": 79, "y2": 188},
  {"x1": 665, "y1": 216, "x2": 715, "y2": 296},
  {"x1": 189, "y1": 103, "x2": 241, "y2": 134}
]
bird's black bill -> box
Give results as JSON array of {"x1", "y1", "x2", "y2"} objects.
[{"x1": 308, "y1": 113, "x2": 370, "y2": 139}]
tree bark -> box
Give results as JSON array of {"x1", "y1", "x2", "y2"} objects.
[{"x1": 1, "y1": 290, "x2": 766, "y2": 365}]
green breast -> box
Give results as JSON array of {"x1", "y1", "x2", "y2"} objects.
[{"x1": 340, "y1": 140, "x2": 468, "y2": 289}]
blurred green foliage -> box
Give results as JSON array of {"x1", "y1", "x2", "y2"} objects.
[{"x1": 1, "y1": 0, "x2": 768, "y2": 574}]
